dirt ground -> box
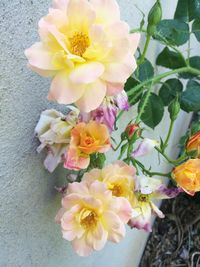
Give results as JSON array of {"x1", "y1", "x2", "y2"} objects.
[{"x1": 140, "y1": 193, "x2": 200, "y2": 267}]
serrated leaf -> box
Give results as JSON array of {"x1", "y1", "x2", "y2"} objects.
[
  {"x1": 135, "y1": 58, "x2": 154, "y2": 82},
  {"x1": 192, "y1": 19, "x2": 200, "y2": 41},
  {"x1": 138, "y1": 93, "x2": 164, "y2": 129},
  {"x1": 174, "y1": 0, "x2": 200, "y2": 22},
  {"x1": 181, "y1": 80, "x2": 200, "y2": 112},
  {"x1": 156, "y1": 47, "x2": 186, "y2": 69},
  {"x1": 155, "y1": 19, "x2": 190, "y2": 46},
  {"x1": 124, "y1": 77, "x2": 139, "y2": 92},
  {"x1": 159, "y1": 79, "x2": 183, "y2": 106},
  {"x1": 124, "y1": 77, "x2": 142, "y2": 105}
]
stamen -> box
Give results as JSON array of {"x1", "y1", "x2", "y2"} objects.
[
  {"x1": 69, "y1": 32, "x2": 90, "y2": 57},
  {"x1": 81, "y1": 211, "x2": 98, "y2": 229},
  {"x1": 110, "y1": 184, "x2": 123, "y2": 197}
]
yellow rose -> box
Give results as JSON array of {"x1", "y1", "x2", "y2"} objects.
[{"x1": 172, "y1": 159, "x2": 200, "y2": 195}]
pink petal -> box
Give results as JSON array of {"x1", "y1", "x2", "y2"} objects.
[
  {"x1": 67, "y1": 181, "x2": 89, "y2": 195},
  {"x1": 72, "y1": 236, "x2": 93, "y2": 257},
  {"x1": 25, "y1": 42, "x2": 58, "y2": 70},
  {"x1": 48, "y1": 71, "x2": 85, "y2": 104},
  {"x1": 102, "y1": 54, "x2": 137, "y2": 84},
  {"x1": 27, "y1": 64, "x2": 57, "y2": 77},
  {"x1": 106, "y1": 82, "x2": 124, "y2": 96},
  {"x1": 62, "y1": 230, "x2": 77, "y2": 241},
  {"x1": 64, "y1": 147, "x2": 90, "y2": 170},
  {"x1": 150, "y1": 202, "x2": 165, "y2": 219},
  {"x1": 91, "y1": 0, "x2": 120, "y2": 24},
  {"x1": 39, "y1": 9, "x2": 68, "y2": 39},
  {"x1": 44, "y1": 144, "x2": 67, "y2": 172},
  {"x1": 52, "y1": 0, "x2": 69, "y2": 10},
  {"x1": 67, "y1": 0, "x2": 96, "y2": 28},
  {"x1": 87, "y1": 223, "x2": 108, "y2": 251},
  {"x1": 55, "y1": 208, "x2": 66, "y2": 224},
  {"x1": 103, "y1": 211, "x2": 126, "y2": 243},
  {"x1": 62, "y1": 195, "x2": 83, "y2": 209},
  {"x1": 69, "y1": 62, "x2": 105, "y2": 84},
  {"x1": 129, "y1": 33, "x2": 141, "y2": 54},
  {"x1": 128, "y1": 203, "x2": 152, "y2": 232},
  {"x1": 114, "y1": 197, "x2": 132, "y2": 223},
  {"x1": 75, "y1": 79, "x2": 107, "y2": 112}
]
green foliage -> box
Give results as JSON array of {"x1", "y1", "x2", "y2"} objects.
[
  {"x1": 134, "y1": 58, "x2": 154, "y2": 81},
  {"x1": 180, "y1": 56, "x2": 200, "y2": 79},
  {"x1": 192, "y1": 19, "x2": 200, "y2": 41},
  {"x1": 124, "y1": 77, "x2": 142, "y2": 105},
  {"x1": 174, "y1": 0, "x2": 200, "y2": 22},
  {"x1": 138, "y1": 92, "x2": 164, "y2": 129},
  {"x1": 156, "y1": 47, "x2": 186, "y2": 69},
  {"x1": 181, "y1": 80, "x2": 200, "y2": 112},
  {"x1": 155, "y1": 19, "x2": 189, "y2": 46},
  {"x1": 159, "y1": 79, "x2": 183, "y2": 106}
]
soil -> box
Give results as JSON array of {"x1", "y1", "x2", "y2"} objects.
[{"x1": 140, "y1": 193, "x2": 200, "y2": 267}]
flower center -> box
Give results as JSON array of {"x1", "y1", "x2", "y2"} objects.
[
  {"x1": 84, "y1": 136, "x2": 95, "y2": 146},
  {"x1": 138, "y1": 194, "x2": 149, "y2": 202},
  {"x1": 110, "y1": 184, "x2": 123, "y2": 197},
  {"x1": 80, "y1": 210, "x2": 98, "y2": 230},
  {"x1": 69, "y1": 32, "x2": 90, "y2": 57}
]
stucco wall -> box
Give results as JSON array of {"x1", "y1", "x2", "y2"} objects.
[{"x1": 0, "y1": 0, "x2": 193, "y2": 267}]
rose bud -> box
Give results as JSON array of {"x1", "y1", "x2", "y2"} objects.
[{"x1": 126, "y1": 123, "x2": 140, "y2": 138}]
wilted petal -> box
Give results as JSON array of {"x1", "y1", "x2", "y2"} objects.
[
  {"x1": 132, "y1": 138, "x2": 159, "y2": 158},
  {"x1": 114, "y1": 90, "x2": 129, "y2": 111},
  {"x1": 44, "y1": 144, "x2": 67, "y2": 172}
]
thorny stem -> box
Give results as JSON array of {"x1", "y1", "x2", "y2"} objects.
[
  {"x1": 116, "y1": 66, "x2": 200, "y2": 122},
  {"x1": 162, "y1": 119, "x2": 175, "y2": 153},
  {"x1": 133, "y1": 159, "x2": 171, "y2": 178},
  {"x1": 135, "y1": 83, "x2": 152, "y2": 124}
]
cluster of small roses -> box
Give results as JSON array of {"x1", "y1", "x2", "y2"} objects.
[
  {"x1": 35, "y1": 91, "x2": 129, "y2": 172},
  {"x1": 25, "y1": 0, "x2": 200, "y2": 258},
  {"x1": 55, "y1": 162, "x2": 180, "y2": 256}
]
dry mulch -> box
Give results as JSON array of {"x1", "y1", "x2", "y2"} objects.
[{"x1": 140, "y1": 193, "x2": 200, "y2": 267}]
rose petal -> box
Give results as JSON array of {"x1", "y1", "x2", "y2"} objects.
[
  {"x1": 48, "y1": 71, "x2": 85, "y2": 104},
  {"x1": 69, "y1": 62, "x2": 105, "y2": 84},
  {"x1": 75, "y1": 79, "x2": 107, "y2": 112}
]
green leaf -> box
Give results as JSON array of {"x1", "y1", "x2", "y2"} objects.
[
  {"x1": 155, "y1": 19, "x2": 190, "y2": 46},
  {"x1": 189, "y1": 0, "x2": 200, "y2": 21},
  {"x1": 180, "y1": 56, "x2": 200, "y2": 79},
  {"x1": 156, "y1": 47, "x2": 186, "y2": 69},
  {"x1": 134, "y1": 58, "x2": 154, "y2": 82},
  {"x1": 174, "y1": 0, "x2": 190, "y2": 22},
  {"x1": 124, "y1": 77, "x2": 139, "y2": 92},
  {"x1": 124, "y1": 77, "x2": 142, "y2": 105},
  {"x1": 159, "y1": 79, "x2": 183, "y2": 106},
  {"x1": 181, "y1": 80, "x2": 200, "y2": 112},
  {"x1": 192, "y1": 19, "x2": 200, "y2": 41},
  {"x1": 174, "y1": 0, "x2": 200, "y2": 22},
  {"x1": 191, "y1": 122, "x2": 200, "y2": 135},
  {"x1": 138, "y1": 93, "x2": 164, "y2": 129}
]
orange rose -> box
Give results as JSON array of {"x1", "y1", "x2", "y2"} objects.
[
  {"x1": 64, "y1": 121, "x2": 110, "y2": 170},
  {"x1": 186, "y1": 131, "x2": 200, "y2": 158},
  {"x1": 172, "y1": 159, "x2": 200, "y2": 195}
]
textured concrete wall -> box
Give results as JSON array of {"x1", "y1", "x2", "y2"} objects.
[{"x1": 0, "y1": 1, "x2": 193, "y2": 267}]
